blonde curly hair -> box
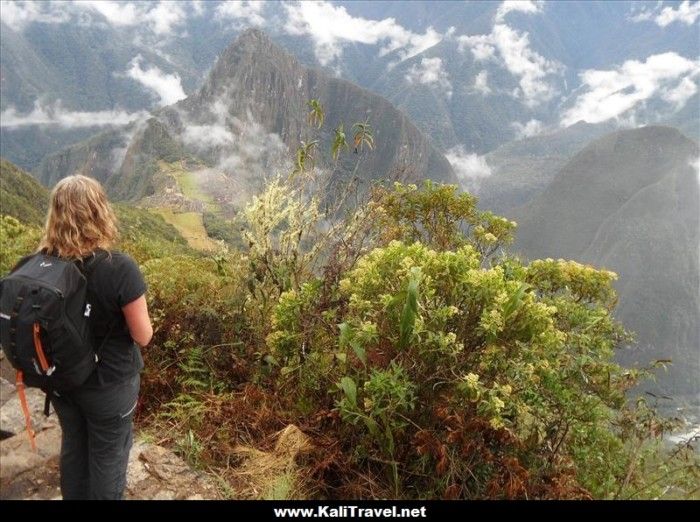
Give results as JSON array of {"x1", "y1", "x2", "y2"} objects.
[{"x1": 39, "y1": 175, "x2": 118, "y2": 259}]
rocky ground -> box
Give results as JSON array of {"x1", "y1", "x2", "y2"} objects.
[
  {"x1": 0, "y1": 365, "x2": 220, "y2": 500},
  {"x1": 1, "y1": 347, "x2": 314, "y2": 501}
]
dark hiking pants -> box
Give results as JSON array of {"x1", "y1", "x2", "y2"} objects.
[{"x1": 50, "y1": 373, "x2": 140, "y2": 500}]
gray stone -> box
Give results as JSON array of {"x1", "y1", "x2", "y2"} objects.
[
  {"x1": 152, "y1": 490, "x2": 176, "y2": 500},
  {"x1": 0, "y1": 378, "x2": 15, "y2": 408},
  {"x1": 2, "y1": 432, "x2": 221, "y2": 499},
  {"x1": 0, "y1": 386, "x2": 54, "y2": 437},
  {"x1": 0, "y1": 424, "x2": 61, "y2": 481}
]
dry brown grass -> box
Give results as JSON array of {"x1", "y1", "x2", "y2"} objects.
[{"x1": 229, "y1": 425, "x2": 313, "y2": 499}]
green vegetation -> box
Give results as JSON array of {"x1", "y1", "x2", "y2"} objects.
[
  {"x1": 0, "y1": 158, "x2": 50, "y2": 226},
  {"x1": 0, "y1": 159, "x2": 189, "y2": 267},
  {"x1": 134, "y1": 173, "x2": 697, "y2": 499},
  {"x1": 158, "y1": 160, "x2": 215, "y2": 208},
  {"x1": 113, "y1": 203, "x2": 190, "y2": 263},
  {"x1": 202, "y1": 211, "x2": 242, "y2": 247},
  {"x1": 307, "y1": 99, "x2": 325, "y2": 129},
  {"x1": 2, "y1": 121, "x2": 697, "y2": 500},
  {"x1": 0, "y1": 215, "x2": 43, "y2": 274},
  {"x1": 153, "y1": 208, "x2": 220, "y2": 252}
]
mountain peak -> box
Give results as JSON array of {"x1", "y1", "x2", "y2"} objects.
[
  {"x1": 218, "y1": 28, "x2": 293, "y2": 65},
  {"x1": 235, "y1": 27, "x2": 274, "y2": 45},
  {"x1": 163, "y1": 27, "x2": 457, "y2": 190},
  {"x1": 198, "y1": 28, "x2": 299, "y2": 99}
]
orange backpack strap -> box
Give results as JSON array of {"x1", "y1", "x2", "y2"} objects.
[
  {"x1": 33, "y1": 322, "x2": 50, "y2": 372},
  {"x1": 16, "y1": 371, "x2": 37, "y2": 452}
]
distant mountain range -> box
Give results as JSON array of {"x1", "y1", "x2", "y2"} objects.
[
  {"x1": 477, "y1": 121, "x2": 618, "y2": 213},
  {"x1": 35, "y1": 29, "x2": 456, "y2": 205},
  {"x1": 2, "y1": 1, "x2": 697, "y2": 170},
  {"x1": 512, "y1": 126, "x2": 699, "y2": 401}
]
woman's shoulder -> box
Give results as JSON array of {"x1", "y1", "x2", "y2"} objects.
[
  {"x1": 104, "y1": 250, "x2": 135, "y2": 263},
  {"x1": 92, "y1": 250, "x2": 140, "y2": 274}
]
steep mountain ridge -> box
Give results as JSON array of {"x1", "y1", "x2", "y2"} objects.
[
  {"x1": 513, "y1": 126, "x2": 699, "y2": 399},
  {"x1": 35, "y1": 29, "x2": 456, "y2": 203},
  {"x1": 163, "y1": 29, "x2": 456, "y2": 187},
  {"x1": 2, "y1": 2, "x2": 697, "y2": 172},
  {"x1": 478, "y1": 121, "x2": 618, "y2": 213}
]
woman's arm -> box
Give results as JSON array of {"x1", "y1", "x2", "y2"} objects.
[{"x1": 122, "y1": 295, "x2": 153, "y2": 347}]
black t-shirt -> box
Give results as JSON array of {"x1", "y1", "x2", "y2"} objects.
[{"x1": 82, "y1": 250, "x2": 147, "y2": 387}]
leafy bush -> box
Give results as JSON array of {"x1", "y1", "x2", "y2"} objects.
[
  {"x1": 0, "y1": 216, "x2": 42, "y2": 274},
  {"x1": 140, "y1": 254, "x2": 251, "y2": 415},
  {"x1": 252, "y1": 180, "x2": 696, "y2": 499}
]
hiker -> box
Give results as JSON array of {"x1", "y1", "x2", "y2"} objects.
[{"x1": 39, "y1": 175, "x2": 153, "y2": 500}]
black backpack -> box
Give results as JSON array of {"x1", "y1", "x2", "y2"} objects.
[
  {"x1": 0, "y1": 250, "x2": 112, "y2": 388},
  {"x1": 0, "y1": 251, "x2": 111, "y2": 448}
]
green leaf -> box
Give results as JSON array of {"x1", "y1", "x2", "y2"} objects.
[
  {"x1": 503, "y1": 282, "x2": 531, "y2": 321},
  {"x1": 263, "y1": 354, "x2": 280, "y2": 367},
  {"x1": 280, "y1": 365, "x2": 298, "y2": 376},
  {"x1": 340, "y1": 376, "x2": 357, "y2": 407},
  {"x1": 349, "y1": 340, "x2": 366, "y2": 365},
  {"x1": 339, "y1": 322, "x2": 352, "y2": 347},
  {"x1": 399, "y1": 267, "x2": 421, "y2": 349},
  {"x1": 362, "y1": 415, "x2": 380, "y2": 438},
  {"x1": 339, "y1": 322, "x2": 366, "y2": 364}
]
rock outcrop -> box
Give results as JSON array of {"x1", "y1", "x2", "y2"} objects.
[{"x1": 0, "y1": 377, "x2": 219, "y2": 500}]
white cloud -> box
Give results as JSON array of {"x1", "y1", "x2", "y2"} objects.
[
  {"x1": 512, "y1": 119, "x2": 543, "y2": 139},
  {"x1": 0, "y1": 100, "x2": 148, "y2": 128},
  {"x1": 657, "y1": 0, "x2": 700, "y2": 26},
  {"x1": 495, "y1": 0, "x2": 544, "y2": 22},
  {"x1": 474, "y1": 70, "x2": 492, "y2": 94},
  {"x1": 661, "y1": 75, "x2": 699, "y2": 110},
  {"x1": 472, "y1": 43, "x2": 496, "y2": 62},
  {"x1": 85, "y1": 1, "x2": 177, "y2": 36},
  {"x1": 459, "y1": 23, "x2": 560, "y2": 107},
  {"x1": 631, "y1": 1, "x2": 700, "y2": 27},
  {"x1": 492, "y1": 24, "x2": 560, "y2": 106},
  {"x1": 283, "y1": 1, "x2": 443, "y2": 65},
  {"x1": 457, "y1": 1, "x2": 558, "y2": 106},
  {"x1": 1, "y1": 1, "x2": 189, "y2": 36},
  {"x1": 629, "y1": 10, "x2": 654, "y2": 23},
  {"x1": 458, "y1": 34, "x2": 496, "y2": 61},
  {"x1": 178, "y1": 93, "x2": 288, "y2": 180},
  {"x1": 126, "y1": 56, "x2": 187, "y2": 107},
  {"x1": 690, "y1": 156, "x2": 700, "y2": 182},
  {"x1": 79, "y1": 1, "x2": 141, "y2": 26},
  {"x1": 215, "y1": 1, "x2": 266, "y2": 27},
  {"x1": 143, "y1": 1, "x2": 187, "y2": 35},
  {"x1": 190, "y1": 0, "x2": 205, "y2": 16},
  {"x1": 0, "y1": 1, "x2": 71, "y2": 30},
  {"x1": 405, "y1": 57, "x2": 452, "y2": 98},
  {"x1": 561, "y1": 52, "x2": 700, "y2": 126},
  {"x1": 183, "y1": 124, "x2": 235, "y2": 148},
  {"x1": 445, "y1": 146, "x2": 493, "y2": 182},
  {"x1": 0, "y1": 1, "x2": 188, "y2": 36}
]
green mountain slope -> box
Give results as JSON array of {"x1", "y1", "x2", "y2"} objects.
[
  {"x1": 0, "y1": 157, "x2": 188, "y2": 257},
  {"x1": 0, "y1": 157, "x2": 49, "y2": 226},
  {"x1": 478, "y1": 121, "x2": 617, "y2": 213},
  {"x1": 513, "y1": 126, "x2": 699, "y2": 398}
]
